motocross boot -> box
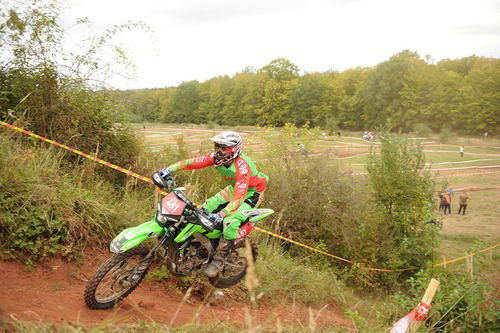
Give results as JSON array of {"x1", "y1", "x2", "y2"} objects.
[{"x1": 204, "y1": 238, "x2": 234, "y2": 278}]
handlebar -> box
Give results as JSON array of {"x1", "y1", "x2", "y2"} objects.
[{"x1": 153, "y1": 171, "x2": 215, "y2": 231}]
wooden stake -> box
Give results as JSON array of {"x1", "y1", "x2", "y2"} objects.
[
  {"x1": 408, "y1": 278, "x2": 440, "y2": 333},
  {"x1": 469, "y1": 255, "x2": 474, "y2": 278}
]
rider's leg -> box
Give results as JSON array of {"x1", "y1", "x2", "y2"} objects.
[
  {"x1": 204, "y1": 192, "x2": 263, "y2": 277},
  {"x1": 203, "y1": 203, "x2": 252, "y2": 278}
]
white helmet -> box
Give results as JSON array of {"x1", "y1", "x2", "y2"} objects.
[{"x1": 210, "y1": 131, "x2": 242, "y2": 166}]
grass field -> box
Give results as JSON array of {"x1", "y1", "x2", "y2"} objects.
[{"x1": 135, "y1": 123, "x2": 500, "y2": 267}]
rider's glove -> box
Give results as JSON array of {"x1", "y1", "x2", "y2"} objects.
[
  {"x1": 158, "y1": 168, "x2": 172, "y2": 179},
  {"x1": 208, "y1": 213, "x2": 224, "y2": 225},
  {"x1": 152, "y1": 168, "x2": 173, "y2": 189}
]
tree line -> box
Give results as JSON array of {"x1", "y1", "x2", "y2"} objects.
[{"x1": 115, "y1": 52, "x2": 499, "y2": 135}]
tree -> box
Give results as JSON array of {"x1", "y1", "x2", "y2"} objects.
[
  {"x1": 366, "y1": 130, "x2": 436, "y2": 272},
  {"x1": 359, "y1": 50, "x2": 423, "y2": 131},
  {"x1": 288, "y1": 72, "x2": 331, "y2": 127},
  {"x1": 458, "y1": 58, "x2": 500, "y2": 133},
  {"x1": 437, "y1": 56, "x2": 479, "y2": 76},
  {"x1": 0, "y1": 0, "x2": 141, "y2": 177},
  {"x1": 329, "y1": 68, "x2": 368, "y2": 130},
  {"x1": 260, "y1": 58, "x2": 299, "y2": 82},
  {"x1": 198, "y1": 75, "x2": 232, "y2": 125},
  {"x1": 169, "y1": 81, "x2": 201, "y2": 123},
  {"x1": 258, "y1": 78, "x2": 294, "y2": 126}
]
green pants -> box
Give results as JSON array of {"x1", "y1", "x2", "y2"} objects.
[{"x1": 204, "y1": 185, "x2": 262, "y2": 240}]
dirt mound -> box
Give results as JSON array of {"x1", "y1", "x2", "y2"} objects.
[{"x1": 0, "y1": 253, "x2": 351, "y2": 329}]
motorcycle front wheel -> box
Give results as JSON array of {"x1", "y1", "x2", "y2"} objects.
[
  {"x1": 209, "y1": 239, "x2": 258, "y2": 288},
  {"x1": 84, "y1": 246, "x2": 151, "y2": 309}
]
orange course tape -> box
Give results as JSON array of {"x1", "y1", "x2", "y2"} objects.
[{"x1": 1, "y1": 120, "x2": 498, "y2": 272}]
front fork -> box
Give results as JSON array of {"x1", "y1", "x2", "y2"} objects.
[{"x1": 128, "y1": 233, "x2": 170, "y2": 282}]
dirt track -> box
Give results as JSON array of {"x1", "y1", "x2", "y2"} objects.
[{"x1": 0, "y1": 252, "x2": 351, "y2": 329}]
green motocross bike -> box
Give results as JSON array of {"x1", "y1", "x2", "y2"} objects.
[{"x1": 84, "y1": 175, "x2": 273, "y2": 309}]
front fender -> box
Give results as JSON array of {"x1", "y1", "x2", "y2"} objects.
[{"x1": 110, "y1": 218, "x2": 165, "y2": 253}]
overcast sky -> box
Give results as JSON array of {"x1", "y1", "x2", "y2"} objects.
[{"x1": 61, "y1": 0, "x2": 500, "y2": 89}]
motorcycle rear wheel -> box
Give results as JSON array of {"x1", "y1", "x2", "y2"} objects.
[
  {"x1": 84, "y1": 246, "x2": 150, "y2": 309},
  {"x1": 209, "y1": 239, "x2": 258, "y2": 288}
]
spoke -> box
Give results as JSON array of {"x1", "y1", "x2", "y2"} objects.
[{"x1": 95, "y1": 255, "x2": 143, "y2": 302}]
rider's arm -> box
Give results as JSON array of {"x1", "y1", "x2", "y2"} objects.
[
  {"x1": 220, "y1": 158, "x2": 251, "y2": 217},
  {"x1": 167, "y1": 153, "x2": 215, "y2": 172}
]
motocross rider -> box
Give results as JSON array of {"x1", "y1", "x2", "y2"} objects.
[{"x1": 152, "y1": 131, "x2": 269, "y2": 278}]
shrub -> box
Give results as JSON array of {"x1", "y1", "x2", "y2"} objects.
[
  {"x1": 380, "y1": 269, "x2": 498, "y2": 331},
  {"x1": 0, "y1": 137, "x2": 149, "y2": 261},
  {"x1": 366, "y1": 131, "x2": 436, "y2": 285}
]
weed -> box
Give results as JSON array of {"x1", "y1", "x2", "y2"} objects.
[{"x1": 147, "y1": 265, "x2": 170, "y2": 282}]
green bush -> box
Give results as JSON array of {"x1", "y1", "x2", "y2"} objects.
[{"x1": 0, "y1": 137, "x2": 151, "y2": 261}]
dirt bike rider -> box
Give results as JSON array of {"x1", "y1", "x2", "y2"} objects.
[{"x1": 152, "y1": 131, "x2": 269, "y2": 278}]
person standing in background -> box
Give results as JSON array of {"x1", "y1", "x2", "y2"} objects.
[
  {"x1": 443, "y1": 192, "x2": 452, "y2": 215},
  {"x1": 458, "y1": 191, "x2": 471, "y2": 215},
  {"x1": 459, "y1": 146, "x2": 464, "y2": 157},
  {"x1": 438, "y1": 193, "x2": 445, "y2": 211}
]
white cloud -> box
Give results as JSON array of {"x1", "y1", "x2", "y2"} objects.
[{"x1": 60, "y1": 0, "x2": 500, "y2": 89}]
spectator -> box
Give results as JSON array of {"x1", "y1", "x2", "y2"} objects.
[
  {"x1": 459, "y1": 146, "x2": 464, "y2": 157},
  {"x1": 443, "y1": 192, "x2": 451, "y2": 215},
  {"x1": 438, "y1": 193, "x2": 445, "y2": 211},
  {"x1": 458, "y1": 191, "x2": 471, "y2": 215},
  {"x1": 483, "y1": 132, "x2": 489, "y2": 140}
]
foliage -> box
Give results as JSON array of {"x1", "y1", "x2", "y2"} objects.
[
  {"x1": 366, "y1": 130, "x2": 436, "y2": 283},
  {"x1": 345, "y1": 310, "x2": 369, "y2": 332},
  {"x1": 146, "y1": 265, "x2": 170, "y2": 282},
  {"x1": 254, "y1": 238, "x2": 356, "y2": 307},
  {"x1": 0, "y1": 0, "x2": 143, "y2": 182},
  {"x1": 413, "y1": 123, "x2": 432, "y2": 137},
  {"x1": 380, "y1": 269, "x2": 498, "y2": 332},
  {"x1": 0, "y1": 136, "x2": 151, "y2": 261},
  {"x1": 115, "y1": 51, "x2": 499, "y2": 135}
]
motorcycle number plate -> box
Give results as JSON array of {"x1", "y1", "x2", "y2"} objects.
[{"x1": 161, "y1": 192, "x2": 186, "y2": 215}]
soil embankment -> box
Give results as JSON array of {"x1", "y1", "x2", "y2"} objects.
[{"x1": 0, "y1": 252, "x2": 351, "y2": 329}]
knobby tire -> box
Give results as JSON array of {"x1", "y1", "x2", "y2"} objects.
[
  {"x1": 208, "y1": 239, "x2": 258, "y2": 288},
  {"x1": 84, "y1": 246, "x2": 150, "y2": 309}
]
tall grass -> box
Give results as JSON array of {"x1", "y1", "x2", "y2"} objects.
[{"x1": 0, "y1": 135, "x2": 154, "y2": 261}]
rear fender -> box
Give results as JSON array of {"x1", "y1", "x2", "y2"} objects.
[
  {"x1": 110, "y1": 218, "x2": 165, "y2": 253},
  {"x1": 235, "y1": 209, "x2": 274, "y2": 243},
  {"x1": 241, "y1": 208, "x2": 274, "y2": 223}
]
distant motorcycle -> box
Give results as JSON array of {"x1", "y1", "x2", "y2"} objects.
[{"x1": 84, "y1": 176, "x2": 273, "y2": 309}]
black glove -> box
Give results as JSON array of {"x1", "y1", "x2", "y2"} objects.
[{"x1": 152, "y1": 169, "x2": 171, "y2": 188}]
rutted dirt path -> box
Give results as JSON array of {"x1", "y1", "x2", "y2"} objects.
[{"x1": 0, "y1": 252, "x2": 352, "y2": 329}]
